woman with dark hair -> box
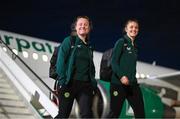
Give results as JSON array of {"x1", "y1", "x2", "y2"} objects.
[
  {"x1": 55, "y1": 16, "x2": 96, "y2": 118},
  {"x1": 110, "y1": 18, "x2": 145, "y2": 118}
]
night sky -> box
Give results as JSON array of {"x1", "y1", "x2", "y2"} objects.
[{"x1": 1, "y1": 0, "x2": 180, "y2": 70}]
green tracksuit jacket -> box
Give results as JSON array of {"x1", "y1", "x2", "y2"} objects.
[
  {"x1": 111, "y1": 35, "x2": 138, "y2": 85},
  {"x1": 56, "y1": 36, "x2": 97, "y2": 87}
]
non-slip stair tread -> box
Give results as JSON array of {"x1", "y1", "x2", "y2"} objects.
[
  {"x1": 0, "y1": 99, "x2": 26, "y2": 107},
  {"x1": 0, "y1": 106, "x2": 32, "y2": 114},
  {"x1": 0, "y1": 93, "x2": 20, "y2": 100},
  {"x1": 0, "y1": 113, "x2": 36, "y2": 119}
]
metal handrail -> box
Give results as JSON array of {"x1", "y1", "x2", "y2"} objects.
[{"x1": 0, "y1": 37, "x2": 57, "y2": 97}]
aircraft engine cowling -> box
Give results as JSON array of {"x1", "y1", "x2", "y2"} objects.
[{"x1": 74, "y1": 80, "x2": 110, "y2": 118}]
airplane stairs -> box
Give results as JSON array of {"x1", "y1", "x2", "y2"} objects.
[
  {"x1": 0, "y1": 37, "x2": 110, "y2": 118},
  {"x1": 0, "y1": 68, "x2": 40, "y2": 119}
]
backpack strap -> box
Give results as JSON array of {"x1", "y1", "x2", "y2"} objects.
[
  {"x1": 119, "y1": 38, "x2": 128, "y2": 56},
  {"x1": 70, "y1": 35, "x2": 76, "y2": 48},
  {"x1": 49, "y1": 46, "x2": 60, "y2": 79},
  {"x1": 63, "y1": 36, "x2": 76, "y2": 64}
]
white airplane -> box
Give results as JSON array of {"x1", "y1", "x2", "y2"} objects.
[{"x1": 0, "y1": 29, "x2": 180, "y2": 118}]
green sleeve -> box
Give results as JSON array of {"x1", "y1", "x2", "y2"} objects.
[
  {"x1": 111, "y1": 38, "x2": 124, "y2": 78},
  {"x1": 56, "y1": 36, "x2": 71, "y2": 80}
]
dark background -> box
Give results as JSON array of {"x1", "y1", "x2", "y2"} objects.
[{"x1": 0, "y1": 0, "x2": 180, "y2": 70}]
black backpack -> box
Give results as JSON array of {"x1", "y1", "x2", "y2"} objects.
[
  {"x1": 49, "y1": 36, "x2": 76, "y2": 80},
  {"x1": 49, "y1": 36, "x2": 76, "y2": 106},
  {"x1": 49, "y1": 46, "x2": 60, "y2": 79},
  {"x1": 100, "y1": 40, "x2": 127, "y2": 82},
  {"x1": 100, "y1": 48, "x2": 113, "y2": 82}
]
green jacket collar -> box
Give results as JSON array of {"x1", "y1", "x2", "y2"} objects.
[
  {"x1": 124, "y1": 34, "x2": 132, "y2": 44},
  {"x1": 75, "y1": 35, "x2": 91, "y2": 46},
  {"x1": 124, "y1": 34, "x2": 137, "y2": 47}
]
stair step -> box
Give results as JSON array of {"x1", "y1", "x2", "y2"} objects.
[
  {"x1": 0, "y1": 78, "x2": 7, "y2": 83},
  {"x1": 0, "y1": 74, "x2": 3, "y2": 78},
  {"x1": 0, "y1": 83, "x2": 11, "y2": 88},
  {"x1": 0, "y1": 94, "x2": 20, "y2": 100},
  {"x1": 0, "y1": 69, "x2": 39, "y2": 119},
  {"x1": 0, "y1": 107, "x2": 32, "y2": 114},
  {"x1": 0, "y1": 99, "x2": 26, "y2": 107},
  {"x1": 0, "y1": 113, "x2": 36, "y2": 119},
  {"x1": 0, "y1": 87, "x2": 15, "y2": 93}
]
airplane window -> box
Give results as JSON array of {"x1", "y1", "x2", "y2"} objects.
[
  {"x1": 2, "y1": 47, "x2": 7, "y2": 52},
  {"x1": 136, "y1": 73, "x2": 140, "y2": 79},
  {"x1": 22, "y1": 51, "x2": 28, "y2": 58},
  {"x1": 140, "y1": 73, "x2": 145, "y2": 79},
  {"x1": 42, "y1": 55, "x2": 48, "y2": 62},
  {"x1": 32, "y1": 53, "x2": 38, "y2": 60},
  {"x1": 146, "y1": 75, "x2": 150, "y2": 78},
  {"x1": 12, "y1": 49, "x2": 18, "y2": 55}
]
